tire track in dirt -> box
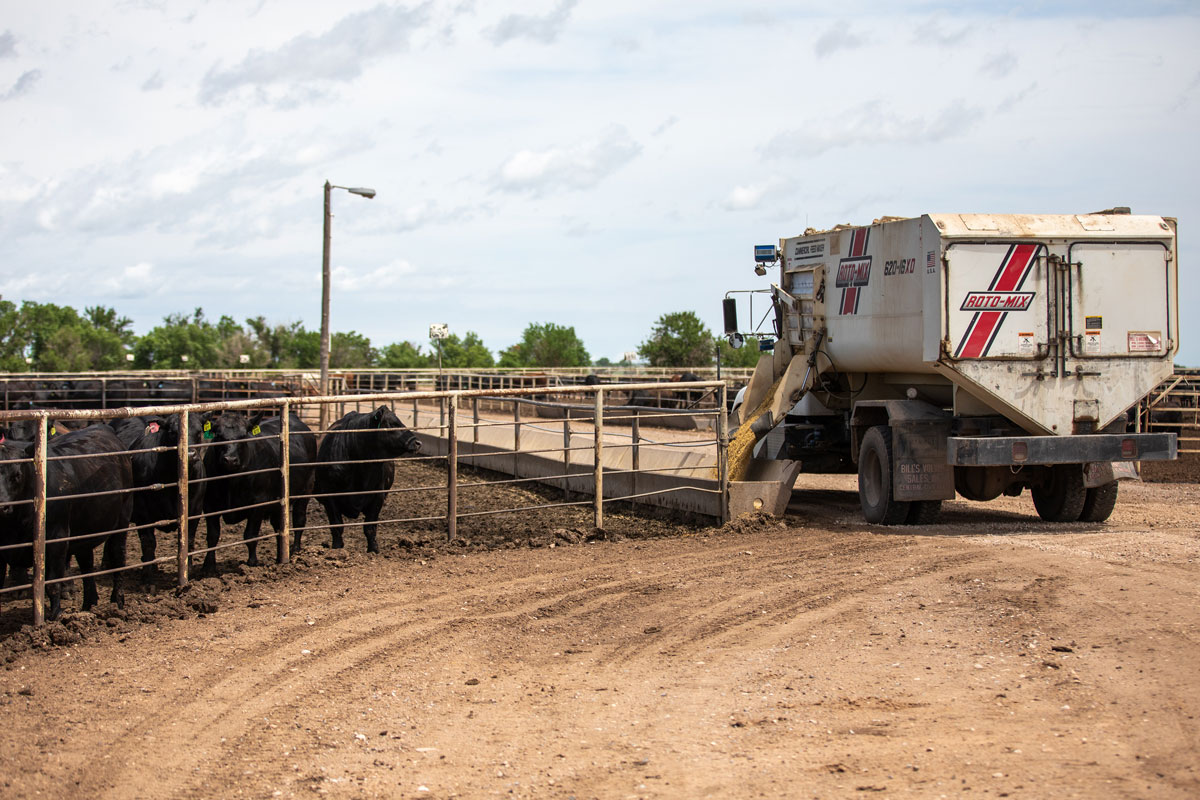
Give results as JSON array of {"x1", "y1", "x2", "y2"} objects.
[{"x1": 77, "y1": 537, "x2": 818, "y2": 798}]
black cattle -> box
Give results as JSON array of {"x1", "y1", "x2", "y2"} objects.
[
  {"x1": 104, "y1": 379, "x2": 150, "y2": 406},
  {"x1": 111, "y1": 414, "x2": 206, "y2": 581},
  {"x1": 2, "y1": 419, "x2": 93, "y2": 442},
  {"x1": 670, "y1": 372, "x2": 705, "y2": 409},
  {"x1": 625, "y1": 388, "x2": 659, "y2": 407},
  {"x1": 1, "y1": 380, "x2": 36, "y2": 410},
  {"x1": 0, "y1": 426, "x2": 131, "y2": 620},
  {"x1": 150, "y1": 380, "x2": 193, "y2": 405},
  {"x1": 108, "y1": 415, "x2": 164, "y2": 444},
  {"x1": 201, "y1": 411, "x2": 316, "y2": 573},
  {"x1": 312, "y1": 406, "x2": 422, "y2": 554}
]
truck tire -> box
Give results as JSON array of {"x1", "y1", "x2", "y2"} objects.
[
  {"x1": 858, "y1": 425, "x2": 911, "y2": 525},
  {"x1": 1078, "y1": 481, "x2": 1119, "y2": 523},
  {"x1": 906, "y1": 500, "x2": 942, "y2": 525},
  {"x1": 1031, "y1": 464, "x2": 1087, "y2": 522}
]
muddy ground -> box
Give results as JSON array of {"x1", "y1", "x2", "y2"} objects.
[{"x1": 0, "y1": 459, "x2": 1198, "y2": 799}]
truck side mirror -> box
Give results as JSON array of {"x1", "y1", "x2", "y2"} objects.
[{"x1": 722, "y1": 297, "x2": 739, "y2": 335}]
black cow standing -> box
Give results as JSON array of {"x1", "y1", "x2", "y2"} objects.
[
  {"x1": 201, "y1": 411, "x2": 316, "y2": 574},
  {"x1": 312, "y1": 406, "x2": 422, "y2": 554},
  {"x1": 671, "y1": 371, "x2": 705, "y2": 409},
  {"x1": 110, "y1": 414, "x2": 206, "y2": 581},
  {"x1": 0, "y1": 426, "x2": 131, "y2": 620}
]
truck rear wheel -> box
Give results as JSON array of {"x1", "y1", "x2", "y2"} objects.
[
  {"x1": 906, "y1": 500, "x2": 942, "y2": 525},
  {"x1": 1078, "y1": 481, "x2": 1119, "y2": 523},
  {"x1": 858, "y1": 425, "x2": 911, "y2": 525},
  {"x1": 1031, "y1": 464, "x2": 1087, "y2": 522}
]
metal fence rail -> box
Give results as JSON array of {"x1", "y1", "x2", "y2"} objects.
[
  {"x1": 1140, "y1": 370, "x2": 1200, "y2": 454},
  {"x1": 0, "y1": 382, "x2": 727, "y2": 627}
]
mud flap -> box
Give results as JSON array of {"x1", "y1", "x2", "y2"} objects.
[
  {"x1": 892, "y1": 422, "x2": 956, "y2": 502},
  {"x1": 1086, "y1": 461, "x2": 1139, "y2": 487}
]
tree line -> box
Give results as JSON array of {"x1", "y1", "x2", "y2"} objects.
[{"x1": 0, "y1": 299, "x2": 762, "y2": 372}]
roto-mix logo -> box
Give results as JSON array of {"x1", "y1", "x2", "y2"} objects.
[
  {"x1": 960, "y1": 291, "x2": 1035, "y2": 311},
  {"x1": 835, "y1": 227, "x2": 871, "y2": 315},
  {"x1": 954, "y1": 243, "x2": 1042, "y2": 358}
]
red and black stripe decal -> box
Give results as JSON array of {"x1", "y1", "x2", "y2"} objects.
[
  {"x1": 839, "y1": 227, "x2": 869, "y2": 315},
  {"x1": 953, "y1": 243, "x2": 1040, "y2": 358}
]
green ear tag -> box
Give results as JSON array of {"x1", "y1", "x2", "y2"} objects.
[
  {"x1": 203, "y1": 430, "x2": 214, "y2": 441},
  {"x1": 251, "y1": 425, "x2": 261, "y2": 436}
]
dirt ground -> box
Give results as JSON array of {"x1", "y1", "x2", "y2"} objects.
[{"x1": 1, "y1": 461, "x2": 1198, "y2": 799}]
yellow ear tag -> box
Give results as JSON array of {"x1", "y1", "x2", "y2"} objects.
[
  {"x1": 49, "y1": 426, "x2": 57, "y2": 436},
  {"x1": 203, "y1": 421, "x2": 211, "y2": 431},
  {"x1": 251, "y1": 425, "x2": 261, "y2": 436}
]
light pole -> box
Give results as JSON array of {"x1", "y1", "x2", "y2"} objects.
[{"x1": 321, "y1": 180, "x2": 375, "y2": 430}]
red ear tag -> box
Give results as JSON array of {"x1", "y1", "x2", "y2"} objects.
[
  {"x1": 146, "y1": 422, "x2": 160, "y2": 434},
  {"x1": 0, "y1": 435, "x2": 5, "y2": 444}
]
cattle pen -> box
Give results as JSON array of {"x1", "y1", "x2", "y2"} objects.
[{"x1": 0, "y1": 381, "x2": 729, "y2": 627}]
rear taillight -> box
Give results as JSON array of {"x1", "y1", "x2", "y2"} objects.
[
  {"x1": 1121, "y1": 438, "x2": 1138, "y2": 459},
  {"x1": 1012, "y1": 442, "x2": 1028, "y2": 462}
]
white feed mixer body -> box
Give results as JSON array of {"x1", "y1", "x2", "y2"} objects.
[{"x1": 729, "y1": 211, "x2": 1179, "y2": 525}]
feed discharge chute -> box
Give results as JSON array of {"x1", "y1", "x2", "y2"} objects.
[{"x1": 725, "y1": 211, "x2": 1178, "y2": 524}]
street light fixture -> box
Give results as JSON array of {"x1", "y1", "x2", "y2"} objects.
[{"x1": 321, "y1": 179, "x2": 376, "y2": 430}]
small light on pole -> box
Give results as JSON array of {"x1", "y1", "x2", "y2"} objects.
[
  {"x1": 430, "y1": 323, "x2": 449, "y2": 380},
  {"x1": 321, "y1": 180, "x2": 376, "y2": 430}
]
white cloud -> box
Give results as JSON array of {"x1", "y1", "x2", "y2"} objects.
[
  {"x1": 763, "y1": 99, "x2": 985, "y2": 158},
  {"x1": 814, "y1": 21, "x2": 866, "y2": 58},
  {"x1": 141, "y1": 70, "x2": 164, "y2": 91},
  {"x1": 981, "y1": 51, "x2": 1018, "y2": 79},
  {"x1": 722, "y1": 179, "x2": 786, "y2": 212},
  {"x1": 332, "y1": 260, "x2": 415, "y2": 291},
  {"x1": 199, "y1": 3, "x2": 434, "y2": 105},
  {"x1": 492, "y1": 126, "x2": 641, "y2": 195},
  {"x1": 0, "y1": 30, "x2": 16, "y2": 58},
  {"x1": 912, "y1": 18, "x2": 970, "y2": 48},
  {"x1": 102, "y1": 262, "x2": 159, "y2": 298},
  {"x1": 1, "y1": 69, "x2": 41, "y2": 102},
  {"x1": 487, "y1": 0, "x2": 579, "y2": 46}
]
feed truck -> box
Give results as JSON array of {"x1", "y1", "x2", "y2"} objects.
[{"x1": 723, "y1": 210, "x2": 1178, "y2": 524}]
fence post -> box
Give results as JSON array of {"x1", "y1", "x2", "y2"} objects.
[
  {"x1": 176, "y1": 408, "x2": 190, "y2": 588},
  {"x1": 472, "y1": 397, "x2": 480, "y2": 445},
  {"x1": 31, "y1": 414, "x2": 48, "y2": 627},
  {"x1": 593, "y1": 388, "x2": 604, "y2": 530},
  {"x1": 631, "y1": 408, "x2": 640, "y2": 507},
  {"x1": 447, "y1": 394, "x2": 458, "y2": 543},
  {"x1": 279, "y1": 404, "x2": 291, "y2": 564},
  {"x1": 512, "y1": 398, "x2": 521, "y2": 477},
  {"x1": 562, "y1": 410, "x2": 571, "y2": 501},
  {"x1": 101, "y1": 377, "x2": 108, "y2": 410},
  {"x1": 412, "y1": 396, "x2": 419, "y2": 430},
  {"x1": 439, "y1": 396, "x2": 446, "y2": 438},
  {"x1": 717, "y1": 383, "x2": 729, "y2": 525}
]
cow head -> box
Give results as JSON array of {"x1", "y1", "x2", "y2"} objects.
[
  {"x1": 369, "y1": 405, "x2": 422, "y2": 456},
  {"x1": 203, "y1": 411, "x2": 260, "y2": 472},
  {"x1": 0, "y1": 442, "x2": 33, "y2": 518},
  {"x1": 162, "y1": 413, "x2": 206, "y2": 470}
]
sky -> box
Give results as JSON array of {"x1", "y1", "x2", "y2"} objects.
[{"x1": 1, "y1": 0, "x2": 1198, "y2": 365}]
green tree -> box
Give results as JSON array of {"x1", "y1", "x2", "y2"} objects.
[
  {"x1": 379, "y1": 341, "x2": 431, "y2": 368},
  {"x1": 498, "y1": 323, "x2": 589, "y2": 368},
  {"x1": 717, "y1": 335, "x2": 762, "y2": 368},
  {"x1": 133, "y1": 308, "x2": 222, "y2": 369},
  {"x1": 0, "y1": 299, "x2": 26, "y2": 371},
  {"x1": 434, "y1": 331, "x2": 494, "y2": 368},
  {"x1": 638, "y1": 311, "x2": 713, "y2": 368},
  {"x1": 331, "y1": 331, "x2": 376, "y2": 368},
  {"x1": 246, "y1": 317, "x2": 320, "y2": 368}
]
